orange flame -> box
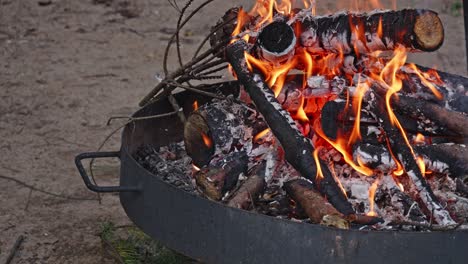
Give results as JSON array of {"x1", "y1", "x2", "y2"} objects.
[
  {"x1": 231, "y1": 8, "x2": 251, "y2": 43},
  {"x1": 192, "y1": 101, "x2": 199, "y2": 111},
  {"x1": 313, "y1": 147, "x2": 324, "y2": 181},
  {"x1": 244, "y1": 51, "x2": 297, "y2": 97},
  {"x1": 330, "y1": 162, "x2": 348, "y2": 198},
  {"x1": 348, "y1": 81, "x2": 369, "y2": 145},
  {"x1": 406, "y1": 63, "x2": 443, "y2": 100},
  {"x1": 315, "y1": 121, "x2": 373, "y2": 176},
  {"x1": 416, "y1": 156, "x2": 426, "y2": 177},
  {"x1": 201, "y1": 132, "x2": 213, "y2": 148},
  {"x1": 414, "y1": 133, "x2": 425, "y2": 144},
  {"x1": 377, "y1": 16, "x2": 383, "y2": 39},
  {"x1": 367, "y1": 178, "x2": 380, "y2": 217}
]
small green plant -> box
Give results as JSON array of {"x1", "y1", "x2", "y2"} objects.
[
  {"x1": 99, "y1": 222, "x2": 194, "y2": 264},
  {"x1": 451, "y1": 1, "x2": 463, "y2": 16}
]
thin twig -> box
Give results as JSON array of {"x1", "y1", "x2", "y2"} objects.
[
  {"x1": 196, "y1": 64, "x2": 228, "y2": 77},
  {"x1": 167, "y1": 0, "x2": 181, "y2": 13},
  {"x1": 168, "y1": 94, "x2": 186, "y2": 123},
  {"x1": 5, "y1": 235, "x2": 24, "y2": 264},
  {"x1": 176, "y1": 1, "x2": 194, "y2": 68},
  {"x1": 191, "y1": 75, "x2": 223, "y2": 80},
  {"x1": 141, "y1": 40, "x2": 228, "y2": 106},
  {"x1": 0, "y1": 174, "x2": 96, "y2": 201},
  {"x1": 166, "y1": 81, "x2": 226, "y2": 98},
  {"x1": 163, "y1": 0, "x2": 215, "y2": 75},
  {"x1": 192, "y1": 14, "x2": 237, "y2": 59},
  {"x1": 107, "y1": 111, "x2": 180, "y2": 126}
]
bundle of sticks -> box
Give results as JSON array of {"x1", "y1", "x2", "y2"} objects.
[{"x1": 141, "y1": 4, "x2": 468, "y2": 229}]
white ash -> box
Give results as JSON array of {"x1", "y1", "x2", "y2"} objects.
[
  {"x1": 407, "y1": 170, "x2": 456, "y2": 225},
  {"x1": 264, "y1": 151, "x2": 277, "y2": 183}
]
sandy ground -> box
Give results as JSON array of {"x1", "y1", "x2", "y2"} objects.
[{"x1": 0, "y1": 0, "x2": 465, "y2": 263}]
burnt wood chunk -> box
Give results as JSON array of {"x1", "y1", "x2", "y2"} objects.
[
  {"x1": 456, "y1": 178, "x2": 468, "y2": 198},
  {"x1": 355, "y1": 143, "x2": 468, "y2": 178},
  {"x1": 184, "y1": 100, "x2": 251, "y2": 167},
  {"x1": 195, "y1": 151, "x2": 248, "y2": 200},
  {"x1": 394, "y1": 95, "x2": 468, "y2": 138},
  {"x1": 227, "y1": 162, "x2": 267, "y2": 210},
  {"x1": 284, "y1": 179, "x2": 349, "y2": 229},
  {"x1": 298, "y1": 9, "x2": 444, "y2": 54},
  {"x1": 257, "y1": 21, "x2": 296, "y2": 63},
  {"x1": 227, "y1": 40, "x2": 355, "y2": 216}
]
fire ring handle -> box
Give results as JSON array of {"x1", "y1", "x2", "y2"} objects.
[{"x1": 75, "y1": 151, "x2": 140, "y2": 193}]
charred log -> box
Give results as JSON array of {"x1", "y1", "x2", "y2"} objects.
[
  {"x1": 195, "y1": 151, "x2": 248, "y2": 200},
  {"x1": 297, "y1": 9, "x2": 444, "y2": 54},
  {"x1": 184, "y1": 99, "x2": 252, "y2": 167},
  {"x1": 210, "y1": 7, "x2": 247, "y2": 57},
  {"x1": 394, "y1": 95, "x2": 468, "y2": 138},
  {"x1": 227, "y1": 40, "x2": 354, "y2": 216},
  {"x1": 256, "y1": 21, "x2": 296, "y2": 64},
  {"x1": 355, "y1": 143, "x2": 468, "y2": 178},
  {"x1": 369, "y1": 86, "x2": 455, "y2": 225},
  {"x1": 346, "y1": 214, "x2": 384, "y2": 225},
  {"x1": 284, "y1": 179, "x2": 349, "y2": 229},
  {"x1": 389, "y1": 184, "x2": 427, "y2": 222},
  {"x1": 456, "y1": 178, "x2": 468, "y2": 198},
  {"x1": 321, "y1": 101, "x2": 346, "y2": 141},
  {"x1": 227, "y1": 161, "x2": 267, "y2": 209}
]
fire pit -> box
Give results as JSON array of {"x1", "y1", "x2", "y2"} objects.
[
  {"x1": 75, "y1": 91, "x2": 468, "y2": 264},
  {"x1": 76, "y1": 1, "x2": 468, "y2": 263}
]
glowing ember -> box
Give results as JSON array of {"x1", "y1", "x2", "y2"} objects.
[
  {"x1": 193, "y1": 101, "x2": 199, "y2": 111},
  {"x1": 254, "y1": 128, "x2": 271, "y2": 142},
  {"x1": 192, "y1": 164, "x2": 201, "y2": 171}
]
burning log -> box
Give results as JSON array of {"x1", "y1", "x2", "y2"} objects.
[
  {"x1": 297, "y1": 9, "x2": 444, "y2": 54},
  {"x1": 256, "y1": 21, "x2": 296, "y2": 64},
  {"x1": 195, "y1": 151, "x2": 248, "y2": 201},
  {"x1": 394, "y1": 95, "x2": 468, "y2": 138},
  {"x1": 227, "y1": 40, "x2": 355, "y2": 216},
  {"x1": 227, "y1": 162, "x2": 267, "y2": 209},
  {"x1": 346, "y1": 214, "x2": 384, "y2": 225},
  {"x1": 355, "y1": 143, "x2": 468, "y2": 178},
  {"x1": 402, "y1": 65, "x2": 468, "y2": 113},
  {"x1": 184, "y1": 100, "x2": 252, "y2": 167},
  {"x1": 210, "y1": 7, "x2": 243, "y2": 54},
  {"x1": 369, "y1": 86, "x2": 456, "y2": 225},
  {"x1": 284, "y1": 179, "x2": 349, "y2": 229}
]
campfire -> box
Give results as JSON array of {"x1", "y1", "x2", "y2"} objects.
[{"x1": 136, "y1": 0, "x2": 468, "y2": 230}]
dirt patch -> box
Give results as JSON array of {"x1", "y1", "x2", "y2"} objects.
[{"x1": 0, "y1": 0, "x2": 465, "y2": 263}]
